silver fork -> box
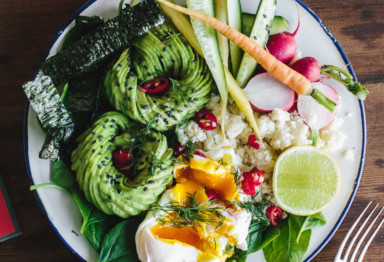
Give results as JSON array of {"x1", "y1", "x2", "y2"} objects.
[{"x1": 335, "y1": 201, "x2": 384, "y2": 262}]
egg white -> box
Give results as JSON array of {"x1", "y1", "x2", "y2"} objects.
[{"x1": 135, "y1": 190, "x2": 252, "y2": 262}]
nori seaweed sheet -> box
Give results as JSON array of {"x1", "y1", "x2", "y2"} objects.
[{"x1": 41, "y1": 0, "x2": 165, "y2": 86}]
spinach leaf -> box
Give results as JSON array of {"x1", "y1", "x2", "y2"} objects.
[
  {"x1": 296, "y1": 213, "x2": 326, "y2": 242},
  {"x1": 263, "y1": 214, "x2": 326, "y2": 262},
  {"x1": 51, "y1": 160, "x2": 77, "y2": 191},
  {"x1": 98, "y1": 217, "x2": 144, "y2": 262},
  {"x1": 83, "y1": 209, "x2": 121, "y2": 252},
  {"x1": 50, "y1": 160, "x2": 120, "y2": 251}
]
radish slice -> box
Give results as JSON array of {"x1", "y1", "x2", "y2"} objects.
[
  {"x1": 243, "y1": 73, "x2": 295, "y2": 112},
  {"x1": 297, "y1": 82, "x2": 339, "y2": 130}
]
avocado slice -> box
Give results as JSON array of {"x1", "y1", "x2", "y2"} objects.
[
  {"x1": 104, "y1": 23, "x2": 213, "y2": 131},
  {"x1": 71, "y1": 111, "x2": 173, "y2": 218}
]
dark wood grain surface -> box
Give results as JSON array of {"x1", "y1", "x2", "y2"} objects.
[{"x1": 0, "y1": 0, "x2": 383, "y2": 261}]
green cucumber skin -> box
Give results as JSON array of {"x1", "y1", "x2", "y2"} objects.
[
  {"x1": 227, "y1": 0, "x2": 243, "y2": 76},
  {"x1": 242, "y1": 13, "x2": 290, "y2": 37},
  {"x1": 236, "y1": 0, "x2": 277, "y2": 88},
  {"x1": 270, "y1": 15, "x2": 290, "y2": 35},
  {"x1": 187, "y1": 0, "x2": 228, "y2": 103}
]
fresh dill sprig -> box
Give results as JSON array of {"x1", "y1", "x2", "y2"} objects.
[
  {"x1": 231, "y1": 167, "x2": 241, "y2": 187},
  {"x1": 149, "y1": 193, "x2": 226, "y2": 230},
  {"x1": 235, "y1": 201, "x2": 270, "y2": 227},
  {"x1": 180, "y1": 140, "x2": 194, "y2": 161}
]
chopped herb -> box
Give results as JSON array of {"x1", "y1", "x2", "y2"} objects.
[{"x1": 149, "y1": 193, "x2": 226, "y2": 230}]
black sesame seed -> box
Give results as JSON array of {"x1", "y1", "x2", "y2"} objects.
[
  {"x1": 148, "y1": 180, "x2": 154, "y2": 184},
  {"x1": 143, "y1": 187, "x2": 148, "y2": 192},
  {"x1": 128, "y1": 87, "x2": 133, "y2": 91},
  {"x1": 92, "y1": 131, "x2": 96, "y2": 135},
  {"x1": 98, "y1": 165, "x2": 102, "y2": 169},
  {"x1": 163, "y1": 47, "x2": 167, "y2": 52}
]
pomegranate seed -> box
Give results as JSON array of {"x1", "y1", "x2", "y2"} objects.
[
  {"x1": 140, "y1": 78, "x2": 169, "y2": 95},
  {"x1": 195, "y1": 109, "x2": 217, "y2": 130},
  {"x1": 206, "y1": 189, "x2": 219, "y2": 201},
  {"x1": 250, "y1": 168, "x2": 264, "y2": 186},
  {"x1": 194, "y1": 150, "x2": 206, "y2": 158},
  {"x1": 248, "y1": 135, "x2": 260, "y2": 149},
  {"x1": 242, "y1": 172, "x2": 256, "y2": 196},
  {"x1": 174, "y1": 144, "x2": 185, "y2": 156},
  {"x1": 266, "y1": 206, "x2": 283, "y2": 227}
]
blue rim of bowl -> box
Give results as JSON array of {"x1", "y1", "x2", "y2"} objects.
[
  {"x1": 295, "y1": 1, "x2": 367, "y2": 261},
  {"x1": 23, "y1": 0, "x2": 367, "y2": 261}
]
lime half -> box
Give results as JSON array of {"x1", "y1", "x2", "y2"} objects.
[{"x1": 273, "y1": 146, "x2": 341, "y2": 216}]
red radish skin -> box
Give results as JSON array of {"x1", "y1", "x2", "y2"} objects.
[
  {"x1": 297, "y1": 82, "x2": 339, "y2": 130},
  {"x1": 266, "y1": 13, "x2": 300, "y2": 65},
  {"x1": 291, "y1": 57, "x2": 321, "y2": 82},
  {"x1": 243, "y1": 73, "x2": 295, "y2": 112}
]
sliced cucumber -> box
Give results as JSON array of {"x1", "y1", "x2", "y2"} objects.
[
  {"x1": 241, "y1": 12, "x2": 255, "y2": 37},
  {"x1": 270, "y1": 15, "x2": 290, "y2": 35},
  {"x1": 227, "y1": 0, "x2": 243, "y2": 76},
  {"x1": 235, "y1": 0, "x2": 276, "y2": 88},
  {"x1": 242, "y1": 14, "x2": 289, "y2": 37},
  {"x1": 214, "y1": 0, "x2": 229, "y2": 68},
  {"x1": 186, "y1": 0, "x2": 228, "y2": 128}
]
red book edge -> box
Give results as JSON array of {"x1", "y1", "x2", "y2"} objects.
[{"x1": 0, "y1": 173, "x2": 21, "y2": 242}]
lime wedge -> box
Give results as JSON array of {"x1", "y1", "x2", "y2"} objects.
[{"x1": 273, "y1": 146, "x2": 341, "y2": 216}]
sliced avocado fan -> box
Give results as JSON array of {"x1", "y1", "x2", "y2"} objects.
[
  {"x1": 71, "y1": 111, "x2": 173, "y2": 218},
  {"x1": 104, "y1": 23, "x2": 213, "y2": 131}
]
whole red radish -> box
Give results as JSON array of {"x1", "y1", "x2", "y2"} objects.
[
  {"x1": 266, "y1": 11, "x2": 300, "y2": 64},
  {"x1": 291, "y1": 57, "x2": 321, "y2": 82}
]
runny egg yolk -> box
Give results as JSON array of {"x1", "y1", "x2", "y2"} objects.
[
  {"x1": 174, "y1": 156, "x2": 238, "y2": 201},
  {"x1": 150, "y1": 224, "x2": 204, "y2": 251},
  {"x1": 148, "y1": 155, "x2": 240, "y2": 261}
]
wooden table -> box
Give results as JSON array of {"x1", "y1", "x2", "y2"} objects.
[{"x1": 0, "y1": 0, "x2": 383, "y2": 261}]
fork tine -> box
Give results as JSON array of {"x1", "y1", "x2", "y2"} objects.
[
  {"x1": 357, "y1": 215, "x2": 384, "y2": 262},
  {"x1": 350, "y1": 206, "x2": 384, "y2": 261},
  {"x1": 342, "y1": 202, "x2": 378, "y2": 261},
  {"x1": 335, "y1": 201, "x2": 373, "y2": 261}
]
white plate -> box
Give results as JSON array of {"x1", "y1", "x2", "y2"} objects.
[{"x1": 24, "y1": 0, "x2": 366, "y2": 261}]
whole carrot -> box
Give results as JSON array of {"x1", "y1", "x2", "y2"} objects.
[{"x1": 156, "y1": 0, "x2": 336, "y2": 112}]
